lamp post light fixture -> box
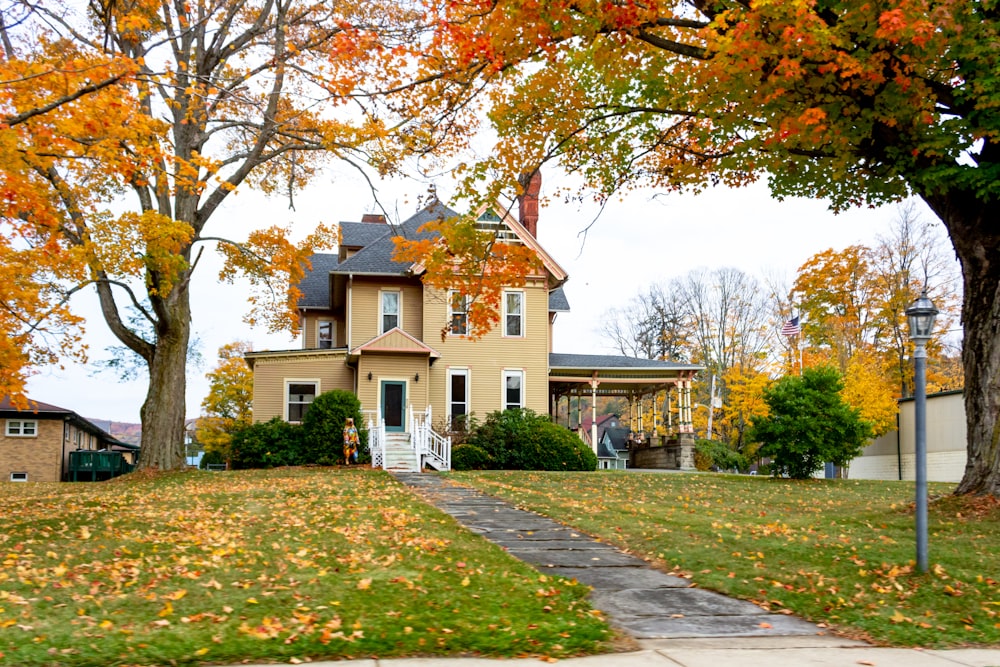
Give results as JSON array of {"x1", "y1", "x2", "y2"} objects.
[{"x1": 905, "y1": 290, "x2": 938, "y2": 573}]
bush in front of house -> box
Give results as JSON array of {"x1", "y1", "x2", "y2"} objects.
[
  {"x1": 468, "y1": 409, "x2": 597, "y2": 471},
  {"x1": 451, "y1": 443, "x2": 491, "y2": 470},
  {"x1": 301, "y1": 390, "x2": 368, "y2": 465},
  {"x1": 199, "y1": 449, "x2": 227, "y2": 470},
  {"x1": 694, "y1": 439, "x2": 749, "y2": 473},
  {"x1": 229, "y1": 417, "x2": 304, "y2": 469}
]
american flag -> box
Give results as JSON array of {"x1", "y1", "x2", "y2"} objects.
[{"x1": 781, "y1": 316, "x2": 801, "y2": 337}]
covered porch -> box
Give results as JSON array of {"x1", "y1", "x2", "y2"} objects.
[{"x1": 548, "y1": 353, "x2": 703, "y2": 470}]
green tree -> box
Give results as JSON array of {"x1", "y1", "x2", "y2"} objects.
[
  {"x1": 195, "y1": 342, "x2": 254, "y2": 464},
  {"x1": 366, "y1": 0, "x2": 1000, "y2": 495},
  {"x1": 750, "y1": 366, "x2": 873, "y2": 480}
]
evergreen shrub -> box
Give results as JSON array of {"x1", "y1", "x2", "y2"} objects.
[
  {"x1": 230, "y1": 418, "x2": 303, "y2": 469},
  {"x1": 468, "y1": 409, "x2": 597, "y2": 471},
  {"x1": 451, "y1": 443, "x2": 491, "y2": 470},
  {"x1": 301, "y1": 390, "x2": 368, "y2": 465}
]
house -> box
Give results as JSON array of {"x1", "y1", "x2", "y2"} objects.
[
  {"x1": 849, "y1": 389, "x2": 967, "y2": 483},
  {"x1": 247, "y1": 177, "x2": 703, "y2": 471},
  {"x1": 0, "y1": 397, "x2": 131, "y2": 482},
  {"x1": 597, "y1": 424, "x2": 630, "y2": 470}
]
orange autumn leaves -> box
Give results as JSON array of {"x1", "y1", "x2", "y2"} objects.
[
  {"x1": 394, "y1": 213, "x2": 542, "y2": 340},
  {"x1": 0, "y1": 468, "x2": 608, "y2": 664}
]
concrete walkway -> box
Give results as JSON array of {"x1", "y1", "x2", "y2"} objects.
[{"x1": 384, "y1": 472, "x2": 1000, "y2": 667}]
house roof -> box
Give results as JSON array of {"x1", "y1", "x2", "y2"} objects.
[
  {"x1": 333, "y1": 201, "x2": 458, "y2": 277},
  {"x1": 549, "y1": 286, "x2": 570, "y2": 312},
  {"x1": 549, "y1": 353, "x2": 701, "y2": 371},
  {"x1": 340, "y1": 221, "x2": 396, "y2": 248},
  {"x1": 602, "y1": 426, "x2": 630, "y2": 451},
  {"x1": 297, "y1": 253, "x2": 339, "y2": 309},
  {"x1": 0, "y1": 396, "x2": 124, "y2": 447},
  {"x1": 596, "y1": 437, "x2": 620, "y2": 459}
]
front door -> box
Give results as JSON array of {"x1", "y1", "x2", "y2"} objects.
[{"x1": 381, "y1": 381, "x2": 406, "y2": 432}]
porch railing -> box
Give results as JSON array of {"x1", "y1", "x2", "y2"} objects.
[
  {"x1": 367, "y1": 415, "x2": 385, "y2": 469},
  {"x1": 410, "y1": 405, "x2": 451, "y2": 471}
]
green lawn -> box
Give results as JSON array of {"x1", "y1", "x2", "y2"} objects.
[
  {"x1": 451, "y1": 470, "x2": 1000, "y2": 648},
  {"x1": 0, "y1": 468, "x2": 611, "y2": 666}
]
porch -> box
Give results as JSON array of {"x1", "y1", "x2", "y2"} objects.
[{"x1": 548, "y1": 353, "x2": 704, "y2": 470}]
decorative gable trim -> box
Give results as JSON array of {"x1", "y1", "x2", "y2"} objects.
[
  {"x1": 350, "y1": 327, "x2": 441, "y2": 358},
  {"x1": 408, "y1": 202, "x2": 568, "y2": 285}
]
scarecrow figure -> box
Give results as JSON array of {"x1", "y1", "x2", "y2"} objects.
[{"x1": 343, "y1": 417, "x2": 359, "y2": 464}]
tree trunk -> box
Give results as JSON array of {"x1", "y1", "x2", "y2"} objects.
[
  {"x1": 922, "y1": 193, "x2": 1000, "y2": 496},
  {"x1": 136, "y1": 295, "x2": 191, "y2": 472}
]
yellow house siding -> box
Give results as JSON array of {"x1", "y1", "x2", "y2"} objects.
[
  {"x1": 251, "y1": 353, "x2": 354, "y2": 422},
  {"x1": 301, "y1": 311, "x2": 342, "y2": 349},
  {"x1": 424, "y1": 279, "x2": 549, "y2": 421},
  {"x1": 1, "y1": 419, "x2": 65, "y2": 483},
  {"x1": 356, "y1": 354, "x2": 430, "y2": 429},
  {"x1": 350, "y1": 277, "x2": 423, "y2": 347}
]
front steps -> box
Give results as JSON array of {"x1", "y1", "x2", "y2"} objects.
[{"x1": 383, "y1": 433, "x2": 419, "y2": 472}]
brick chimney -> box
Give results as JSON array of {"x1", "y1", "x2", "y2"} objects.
[
  {"x1": 361, "y1": 213, "x2": 387, "y2": 224},
  {"x1": 517, "y1": 170, "x2": 541, "y2": 238}
]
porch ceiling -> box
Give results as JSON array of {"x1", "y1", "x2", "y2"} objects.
[{"x1": 548, "y1": 353, "x2": 703, "y2": 399}]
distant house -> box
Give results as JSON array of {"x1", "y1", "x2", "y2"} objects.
[
  {"x1": 597, "y1": 425, "x2": 630, "y2": 470},
  {"x1": 0, "y1": 397, "x2": 130, "y2": 482},
  {"x1": 850, "y1": 389, "x2": 967, "y2": 483}
]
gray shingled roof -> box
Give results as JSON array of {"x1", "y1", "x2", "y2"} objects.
[
  {"x1": 549, "y1": 286, "x2": 570, "y2": 312},
  {"x1": 549, "y1": 353, "x2": 702, "y2": 370},
  {"x1": 333, "y1": 201, "x2": 459, "y2": 276},
  {"x1": 340, "y1": 221, "x2": 395, "y2": 248},
  {"x1": 297, "y1": 253, "x2": 339, "y2": 308}
]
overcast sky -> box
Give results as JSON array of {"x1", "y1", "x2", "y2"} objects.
[{"x1": 24, "y1": 163, "x2": 942, "y2": 424}]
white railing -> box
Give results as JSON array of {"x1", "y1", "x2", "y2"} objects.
[
  {"x1": 367, "y1": 415, "x2": 386, "y2": 469},
  {"x1": 410, "y1": 405, "x2": 451, "y2": 471}
]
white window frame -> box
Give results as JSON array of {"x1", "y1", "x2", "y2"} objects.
[
  {"x1": 448, "y1": 290, "x2": 469, "y2": 336},
  {"x1": 502, "y1": 369, "x2": 525, "y2": 411},
  {"x1": 447, "y1": 368, "x2": 470, "y2": 429},
  {"x1": 285, "y1": 379, "x2": 320, "y2": 423},
  {"x1": 318, "y1": 319, "x2": 335, "y2": 349},
  {"x1": 380, "y1": 290, "x2": 401, "y2": 334},
  {"x1": 503, "y1": 290, "x2": 525, "y2": 338},
  {"x1": 5, "y1": 419, "x2": 38, "y2": 437},
  {"x1": 10, "y1": 472, "x2": 28, "y2": 482}
]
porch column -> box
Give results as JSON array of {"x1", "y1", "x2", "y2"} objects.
[{"x1": 590, "y1": 376, "x2": 599, "y2": 455}]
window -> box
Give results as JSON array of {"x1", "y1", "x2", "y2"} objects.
[
  {"x1": 503, "y1": 370, "x2": 524, "y2": 411},
  {"x1": 381, "y1": 291, "x2": 400, "y2": 333},
  {"x1": 503, "y1": 291, "x2": 524, "y2": 337},
  {"x1": 5, "y1": 420, "x2": 37, "y2": 437},
  {"x1": 318, "y1": 320, "x2": 335, "y2": 349},
  {"x1": 449, "y1": 291, "x2": 469, "y2": 336},
  {"x1": 287, "y1": 382, "x2": 318, "y2": 422},
  {"x1": 448, "y1": 369, "x2": 469, "y2": 430},
  {"x1": 10, "y1": 472, "x2": 28, "y2": 482}
]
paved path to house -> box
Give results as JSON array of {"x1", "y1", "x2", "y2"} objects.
[
  {"x1": 377, "y1": 473, "x2": 1000, "y2": 667},
  {"x1": 392, "y1": 472, "x2": 836, "y2": 643}
]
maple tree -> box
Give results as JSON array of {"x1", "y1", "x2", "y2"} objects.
[
  {"x1": 0, "y1": 1, "x2": 418, "y2": 470},
  {"x1": 195, "y1": 342, "x2": 254, "y2": 463},
  {"x1": 353, "y1": 0, "x2": 1000, "y2": 495}
]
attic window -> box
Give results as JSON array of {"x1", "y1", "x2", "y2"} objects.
[{"x1": 475, "y1": 210, "x2": 521, "y2": 242}]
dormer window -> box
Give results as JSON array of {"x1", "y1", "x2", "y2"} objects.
[{"x1": 318, "y1": 320, "x2": 334, "y2": 349}]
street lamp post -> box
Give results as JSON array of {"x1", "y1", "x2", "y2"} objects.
[{"x1": 906, "y1": 290, "x2": 938, "y2": 573}]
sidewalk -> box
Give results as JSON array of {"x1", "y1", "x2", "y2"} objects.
[
  {"x1": 384, "y1": 473, "x2": 1000, "y2": 667},
  {"x1": 237, "y1": 645, "x2": 1000, "y2": 666}
]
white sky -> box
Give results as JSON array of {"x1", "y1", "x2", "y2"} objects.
[{"x1": 25, "y1": 163, "x2": 942, "y2": 424}]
